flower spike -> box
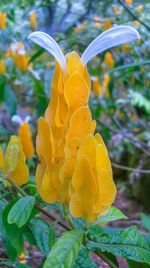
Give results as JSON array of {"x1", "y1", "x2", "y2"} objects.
[
  {"x1": 28, "y1": 31, "x2": 67, "y2": 73},
  {"x1": 81, "y1": 26, "x2": 140, "y2": 65}
]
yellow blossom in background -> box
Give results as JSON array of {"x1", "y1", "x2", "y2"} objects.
[
  {"x1": 30, "y1": 11, "x2": 37, "y2": 30},
  {"x1": 93, "y1": 77, "x2": 102, "y2": 97},
  {"x1": 0, "y1": 59, "x2": 6, "y2": 74},
  {"x1": 113, "y1": 6, "x2": 123, "y2": 15},
  {"x1": 0, "y1": 146, "x2": 3, "y2": 169},
  {"x1": 136, "y1": 38, "x2": 141, "y2": 45},
  {"x1": 136, "y1": 5, "x2": 143, "y2": 13},
  {"x1": 94, "y1": 16, "x2": 103, "y2": 28},
  {"x1": 123, "y1": 43, "x2": 131, "y2": 53},
  {"x1": 2, "y1": 136, "x2": 29, "y2": 185},
  {"x1": 103, "y1": 74, "x2": 110, "y2": 97},
  {"x1": 125, "y1": 0, "x2": 133, "y2": 5},
  {"x1": 0, "y1": 12, "x2": 7, "y2": 30},
  {"x1": 18, "y1": 122, "x2": 34, "y2": 159},
  {"x1": 134, "y1": 21, "x2": 140, "y2": 27},
  {"x1": 104, "y1": 52, "x2": 115, "y2": 68},
  {"x1": 74, "y1": 21, "x2": 87, "y2": 33},
  {"x1": 6, "y1": 41, "x2": 30, "y2": 71},
  {"x1": 104, "y1": 18, "x2": 112, "y2": 30}
]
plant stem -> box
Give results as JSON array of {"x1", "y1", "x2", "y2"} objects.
[
  {"x1": 35, "y1": 204, "x2": 71, "y2": 231},
  {"x1": 6, "y1": 176, "x2": 27, "y2": 197},
  {"x1": 95, "y1": 251, "x2": 118, "y2": 268}
]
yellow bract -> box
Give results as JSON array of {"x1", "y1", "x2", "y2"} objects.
[
  {"x1": 93, "y1": 77, "x2": 102, "y2": 97},
  {"x1": 30, "y1": 11, "x2": 37, "y2": 30},
  {"x1": 0, "y1": 60, "x2": 6, "y2": 74},
  {"x1": 0, "y1": 12, "x2": 7, "y2": 30},
  {"x1": 2, "y1": 136, "x2": 29, "y2": 185},
  {"x1": 104, "y1": 52, "x2": 115, "y2": 69},
  {"x1": 18, "y1": 122, "x2": 34, "y2": 159},
  {"x1": 36, "y1": 51, "x2": 116, "y2": 222},
  {"x1": 70, "y1": 134, "x2": 116, "y2": 222}
]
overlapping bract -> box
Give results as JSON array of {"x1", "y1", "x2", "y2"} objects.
[
  {"x1": 1, "y1": 136, "x2": 29, "y2": 185},
  {"x1": 36, "y1": 52, "x2": 116, "y2": 222},
  {"x1": 18, "y1": 122, "x2": 34, "y2": 159}
]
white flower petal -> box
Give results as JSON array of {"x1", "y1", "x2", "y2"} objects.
[
  {"x1": 12, "y1": 115, "x2": 23, "y2": 125},
  {"x1": 25, "y1": 116, "x2": 31, "y2": 123},
  {"x1": 81, "y1": 26, "x2": 140, "y2": 65},
  {"x1": 28, "y1": 31, "x2": 67, "y2": 73}
]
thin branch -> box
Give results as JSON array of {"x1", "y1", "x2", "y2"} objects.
[
  {"x1": 118, "y1": 0, "x2": 150, "y2": 31},
  {"x1": 95, "y1": 251, "x2": 118, "y2": 268},
  {"x1": 112, "y1": 162, "x2": 150, "y2": 174}
]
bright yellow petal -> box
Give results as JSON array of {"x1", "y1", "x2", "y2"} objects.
[
  {"x1": 66, "y1": 106, "x2": 93, "y2": 141},
  {"x1": 67, "y1": 51, "x2": 84, "y2": 75},
  {"x1": 64, "y1": 72, "x2": 89, "y2": 110}
]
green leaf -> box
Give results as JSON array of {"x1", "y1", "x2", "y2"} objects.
[
  {"x1": 31, "y1": 218, "x2": 55, "y2": 256},
  {"x1": 28, "y1": 48, "x2": 45, "y2": 64},
  {"x1": 8, "y1": 196, "x2": 35, "y2": 228},
  {"x1": 141, "y1": 213, "x2": 150, "y2": 233},
  {"x1": 73, "y1": 246, "x2": 98, "y2": 268},
  {"x1": 2, "y1": 199, "x2": 24, "y2": 256},
  {"x1": 44, "y1": 230, "x2": 83, "y2": 268},
  {"x1": 4, "y1": 86, "x2": 17, "y2": 116},
  {"x1": 129, "y1": 91, "x2": 150, "y2": 114},
  {"x1": 88, "y1": 226, "x2": 150, "y2": 265},
  {"x1": 127, "y1": 259, "x2": 150, "y2": 268},
  {"x1": 93, "y1": 206, "x2": 128, "y2": 225}
]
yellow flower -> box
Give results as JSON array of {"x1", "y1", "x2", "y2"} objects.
[
  {"x1": 94, "y1": 16, "x2": 103, "y2": 28},
  {"x1": 2, "y1": 136, "x2": 29, "y2": 185},
  {"x1": 136, "y1": 5, "x2": 143, "y2": 13},
  {"x1": 70, "y1": 134, "x2": 116, "y2": 222},
  {"x1": 0, "y1": 12, "x2": 7, "y2": 30},
  {"x1": 104, "y1": 52, "x2": 115, "y2": 68},
  {"x1": 28, "y1": 26, "x2": 139, "y2": 221},
  {"x1": 125, "y1": 0, "x2": 133, "y2": 5},
  {"x1": 104, "y1": 18, "x2": 112, "y2": 30},
  {"x1": 0, "y1": 59, "x2": 6, "y2": 74},
  {"x1": 113, "y1": 6, "x2": 123, "y2": 15},
  {"x1": 30, "y1": 11, "x2": 37, "y2": 30},
  {"x1": 102, "y1": 74, "x2": 110, "y2": 97},
  {"x1": 0, "y1": 146, "x2": 3, "y2": 169},
  {"x1": 122, "y1": 42, "x2": 131, "y2": 53},
  {"x1": 74, "y1": 21, "x2": 87, "y2": 33},
  {"x1": 12, "y1": 115, "x2": 34, "y2": 159},
  {"x1": 92, "y1": 77, "x2": 102, "y2": 97}
]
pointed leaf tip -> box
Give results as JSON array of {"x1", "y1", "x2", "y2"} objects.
[
  {"x1": 28, "y1": 31, "x2": 67, "y2": 72},
  {"x1": 81, "y1": 26, "x2": 140, "y2": 65}
]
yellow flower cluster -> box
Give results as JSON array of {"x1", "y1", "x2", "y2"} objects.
[
  {"x1": 104, "y1": 52, "x2": 115, "y2": 69},
  {"x1": 6, "y1": 41, "x2": 30, "y2": 71},
  {"x1": 93, "y1": 74, "x2": 110, "y2": 98},
  {"x1": 30, "y1": 11, "x2": 37, "y2": 30},
  {"x1": 125, "y1": 0, "x2": 133, "y2": 5},
  {"x1": 18, "y1": 122, "x2": 34, "y2": 159},
  {"x1": 0, "y1": 12, "x2": 7, "y2": 30},
  {"x1": 0, "y1": 59, "x2": 6, "y2": 74},
  {"x1": 104, "y1": 18, "x2": 112, "y2": 30},
  {"x1": 36, "y1": 52, "x2": 116, "y2": 222},
  {"x1": 74, "y1": 21, "x2": 87, "y2": 33},
  {"x1": 0, "y1": 136, "x2": 29, "y2": 185}
]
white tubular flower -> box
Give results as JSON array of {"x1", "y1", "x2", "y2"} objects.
[
  {"x1": 28, "y1": 26, "x2": 140, "y2": 69},
  {"x1": 28, "y1": 31, "x2": 67, "y2": 73},
  {"x1": 12, "y1": 115, "x2": 31, "y2": 125}
]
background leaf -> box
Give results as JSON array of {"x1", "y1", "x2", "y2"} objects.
[
  {"x1": 8, "y1": 195, "x2": 35, "y2": 228},
  {"x1": 31, "y1": 217, "x2": 55, "y2": 256},
  {"x1": 44, "y1": 230, "x2": 83, "y2": 268},
  {"x1": 88, "y1": 226, "x2": 150, "y2": 265}
]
